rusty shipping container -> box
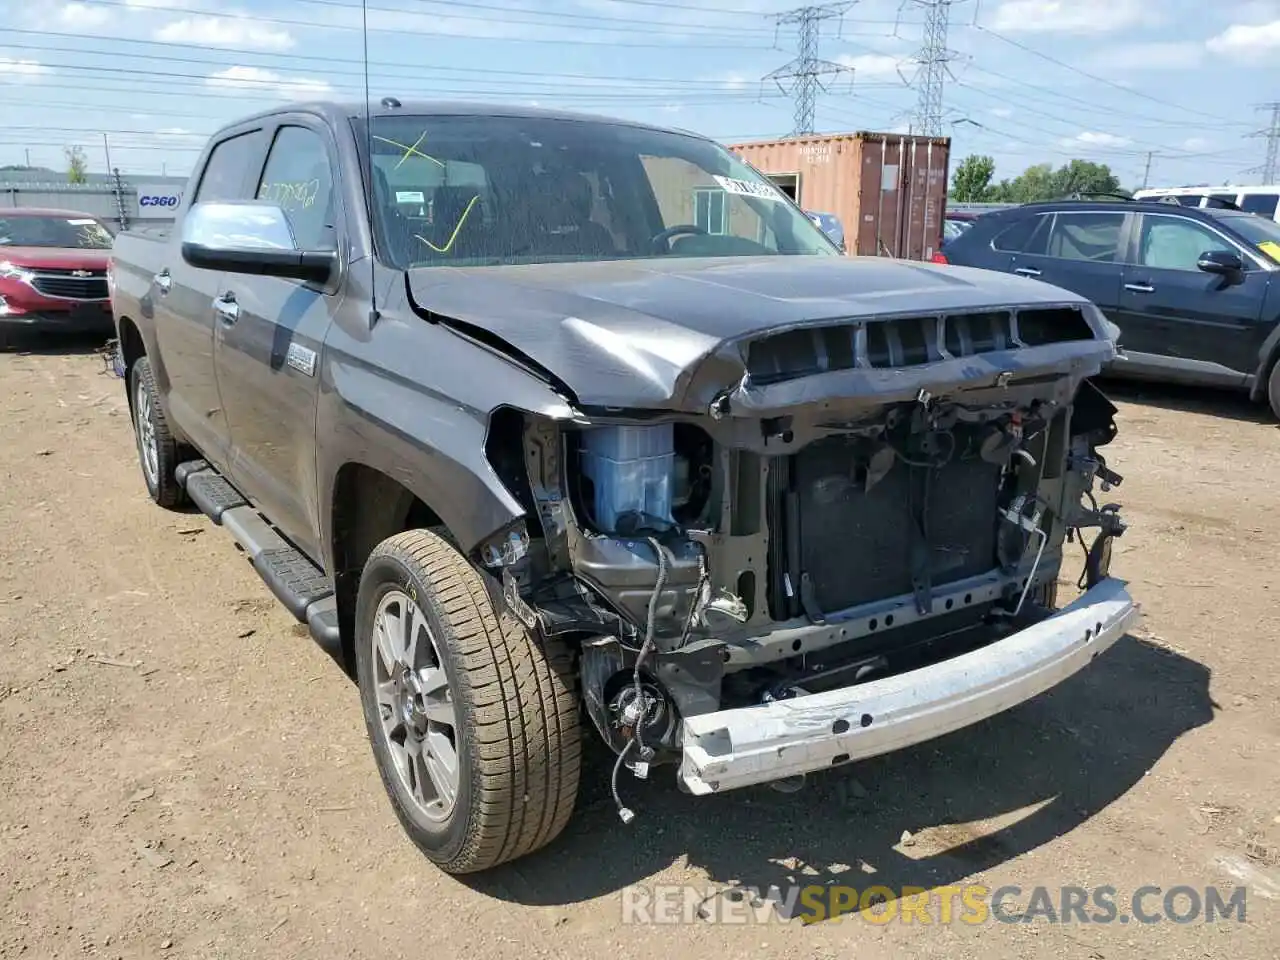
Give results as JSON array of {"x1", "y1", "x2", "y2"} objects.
[{"x1": 729, "y1": 132, "x2": 951, "y2": 261}]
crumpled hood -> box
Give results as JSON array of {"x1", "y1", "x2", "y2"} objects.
[{"x1": 405, "y1": 255, "x2": 1098, "y2": 410}]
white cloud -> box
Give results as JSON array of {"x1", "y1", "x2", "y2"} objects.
[
  {"x1": 156, "y1": 15, "x2": 294, "y2": 50},
  {"x1": 1207, "y1": 20, "x2": 1280, "y2": 58},
  {"x1": 57, "y1": 2, "x2": 111, "y2": 28},
  {"x1": 712, "y1": 72, "x2": 750, "y2": 92},
  {"x1": 1086, "y1": 41, "x2": 1204, "y2": 71},
  {"x1": 0, "y1": 58, "x2": 51, "y2": 81},
  {"x1": 1182, "y1": 137, "x2": 1213, "y2": 152},
  {"x1": 1060, "y1": 131, "x2": 1132, "y2": 148},
  {"x1": 987, "y1": 0, "x2": 1149, "y2": 34},
  {"x1": 206, "y1": 66, "x2": 333, "y2": 99},
  {"x1": 836, "y1": 53, "x2": 903, "y2": 78},
  {"x1": 990, "y1": 107, "x2": 1014, "y2": 118}
]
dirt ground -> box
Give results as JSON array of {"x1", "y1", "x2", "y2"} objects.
[{"x1": 2, "y1": 335, "x2": 1278, "y2": 960}]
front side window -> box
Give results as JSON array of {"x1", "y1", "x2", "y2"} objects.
[
  {"x1": 256, "y1": 126, "x2": 337, "y2": 251},
  {"x1": 195, "y1": 129, "x2": 267, "y2": 203},
  {"x1": 1138, "y1": 216, "x2": 1237, "y2": 271},
  {"x1": 361, "y1": 114, "x2": 836, "y2": 269},
  {"x1": 0, "y1": 215, "x2": 112, "y2": 249},
  {"x1": 1046, "y1": 212, "x2": 1125, "y2": 263}
]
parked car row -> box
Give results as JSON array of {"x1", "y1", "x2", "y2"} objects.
[
  {"x1": 0, "y1": 208, "x2": 116, "y2": 346},
  {"x1": 937, "y1": 196, "x2": 1280, "y2": 420}
]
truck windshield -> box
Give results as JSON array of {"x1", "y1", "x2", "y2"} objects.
[
  {"x1": 0, "y1": 215, "x2": 113, "y2": 250},
  {"x1": 361, "y1": 114, "x2": 838, "y2": 269}
]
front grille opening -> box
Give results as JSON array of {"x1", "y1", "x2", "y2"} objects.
[
  {"x1": 898, "y1": 318, "x2": 930, "y2": 366},
  {"x1": 748, "y1": 325, "x2": 858, "y2": 385},
  {"x1": 746, "y1": 306, "x2": 1095, "y2": 386},
  {"x1": 967, "y1": 311, "x2": 1007, "y2": 353},
  {"x1": 31, "y1": 276, "x2": 109, "y2": 300},
  {"x1": 1016, "y1": 307, "x2": 1094, "y2": 346}
]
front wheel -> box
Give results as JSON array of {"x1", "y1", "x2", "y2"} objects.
[
  {"x1": 1267, "y1": 358, "x2": 1280, "y2": 422},
  {"x1": 354, "y1": 530, "x2": 580, "y2": 874},
  {"x1": 129, "y1": 356, "x2": 185, "y2": 509}
]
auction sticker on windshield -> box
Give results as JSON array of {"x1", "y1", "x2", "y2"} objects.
[
  {"x1": 713, "y1": 175, "x2": 785, "y2": 201},
  {"x1": 1257, "y1": 240, "x2": 1280, "y2": 263}
]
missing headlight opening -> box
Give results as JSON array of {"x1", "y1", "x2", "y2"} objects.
[{"x1": 487, "y1": 317, "x2": 1129, "y2": 825}]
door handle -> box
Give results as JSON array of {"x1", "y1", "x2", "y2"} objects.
[
  {"x1": 154, "y1": 270, "x2": 171, "y2": 295},
  {"x1": 213, "y1": 292, "x2": 240, "y2": 325},
  {"x1": 1124, "y1": 282, "x2": 1155, "y2": 294},
  {"x1": 1014, "y1": 267, "x2": 1041, "y2": 277}
]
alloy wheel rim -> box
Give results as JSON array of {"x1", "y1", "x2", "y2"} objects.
[
  {"x1": 371, "y1": 589, "x2": 460, "y2": 822},
  {"x1": 135, "y1": 379, "x2": 159, "y2": 488}
]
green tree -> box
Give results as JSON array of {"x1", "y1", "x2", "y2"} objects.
[
  {"x1": 1050, "y1": 159, "x2": 1123, "y2": 198},
  {"x1": 988, "y1": 163, "x2": 1055, "y2": 203},
  {"x1": 950, "y1": 154, "x2": 996, "y2": 202},
  {"x1": 64, "y1": 145, "x2": 88, "y2": 184}
]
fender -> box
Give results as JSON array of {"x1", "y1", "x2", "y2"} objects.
[{"x1": 315, "y1": 305, "x2": 579, "y2": 575}]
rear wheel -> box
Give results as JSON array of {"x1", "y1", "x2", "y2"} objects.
[
  {"x1": 354, "y1": 530, "x2": 580, "y2": 874},
  {"x1": 129, "y1": 356, "x2": 185, "y2": 509}
]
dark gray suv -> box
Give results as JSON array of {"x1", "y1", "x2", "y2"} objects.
[{"x1": 939, "y1": 198, "x2": 1280, "y2": 418}]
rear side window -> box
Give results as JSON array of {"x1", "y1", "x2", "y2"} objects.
[
  {"x1": 256, "y1": 126, "x2": 338, "y2": 251},
  {"x1": 1046, "y1": 212, "x2": 1125, "y2": 263},
  {"x1": 1240, "y1": 193, "x2": 1279, "y2": 218},
  {"x1": 992, "y1": 214, "x2": 1050, "y2": 253},
  {"x1": 194, "y1": 130, "x2": 267, "y2": 203}
]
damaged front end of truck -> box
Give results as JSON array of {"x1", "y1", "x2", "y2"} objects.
[{"x1": 437, "y1": 272, "x2": 1141, "y2": 806}]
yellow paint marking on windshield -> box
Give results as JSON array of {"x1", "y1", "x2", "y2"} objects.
[
  {"x1": 372, "y1": 133, "x2": 446, "y2": 169},
  {"x1": 413, "y1": 194, "x2": 481, "y2": 254},
  {"x1": 1258, "y1": 240, "x2": 1280, "y2": 263}
]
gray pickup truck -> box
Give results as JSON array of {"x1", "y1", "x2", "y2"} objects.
[{"x1": 109, "y1": 99, "x2": 1139, "y2": 875}]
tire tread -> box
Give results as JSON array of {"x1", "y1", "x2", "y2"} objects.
[{"x1": 368, "y1": 530, "x2": 579, "y2": 873}]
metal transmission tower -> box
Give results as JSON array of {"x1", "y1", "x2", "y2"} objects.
[
  {"x1": 1247, "y1": 102, "x2": 1280, "y2": 183},
  {"x1": 762, "y1": 3, "x2": 858, "y2": 137},
  {"x1": 900, "y1": 0, "x2": 966, "y2": 137}
]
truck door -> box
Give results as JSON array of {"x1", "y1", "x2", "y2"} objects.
[
  {"x1": 154, "y1": 126, "x2": 269, "y2": 466},
  {"x1": 211, "y1": 120, "x2": 341, "y2": 559},
  {"x1": 1116, "y1": 212, "x2": 1268, "y2": 382}
]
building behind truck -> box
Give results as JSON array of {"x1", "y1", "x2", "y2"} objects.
[{"x1": 727, "y1": 131, "x2": 951, "y2": 261}]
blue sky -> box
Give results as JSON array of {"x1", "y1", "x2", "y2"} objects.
[{"x1": 0, "y1": 0, "x2": 1276, "y2": 190}]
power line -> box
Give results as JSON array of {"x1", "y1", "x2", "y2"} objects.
[
  {"x1": 762, "y1": 3, "x2": 858, "y2": 136},
  {"x1": 969, "y1": 24, "x2": 1236, "y2": 124},
  {"x1": 901, "y1": 0, "x2": 964, "y2": 137},
  {"x1": 952, "y1": 60, "x2": 1251, "y2": 131},
  {"x1": 1247, "y1": 102, "x2": 1280, "y2": 184},
  {"x1": 946, "y1": 81, "x2": 1248, "y2": 161},
  {"x1": 30, "y1": 0, "x2": 776, "y2": 49}
]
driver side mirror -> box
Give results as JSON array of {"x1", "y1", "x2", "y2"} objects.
[
  {"x1": 181, "y1": 201, "x2": 336, "y2": 284},
  {"x1": 1196, "y1": 249, "x2": 1244, "y2": 276}
]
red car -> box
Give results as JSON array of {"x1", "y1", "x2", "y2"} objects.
[{"x1": 0, "y1": 208, "x2": 115, "y2": 344}]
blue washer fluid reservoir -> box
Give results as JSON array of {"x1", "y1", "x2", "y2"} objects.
[{"x1": 580, "y1": 424, "x2": 676, "y2": 535}]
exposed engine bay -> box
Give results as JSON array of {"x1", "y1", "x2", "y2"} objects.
[{"x1": 479, "y1": 303, "x2": 1129, "y2": 818}]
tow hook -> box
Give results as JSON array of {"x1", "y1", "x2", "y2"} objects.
[{"x1": 769, "y1": 774, "x2": 807, "y2": 794}]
